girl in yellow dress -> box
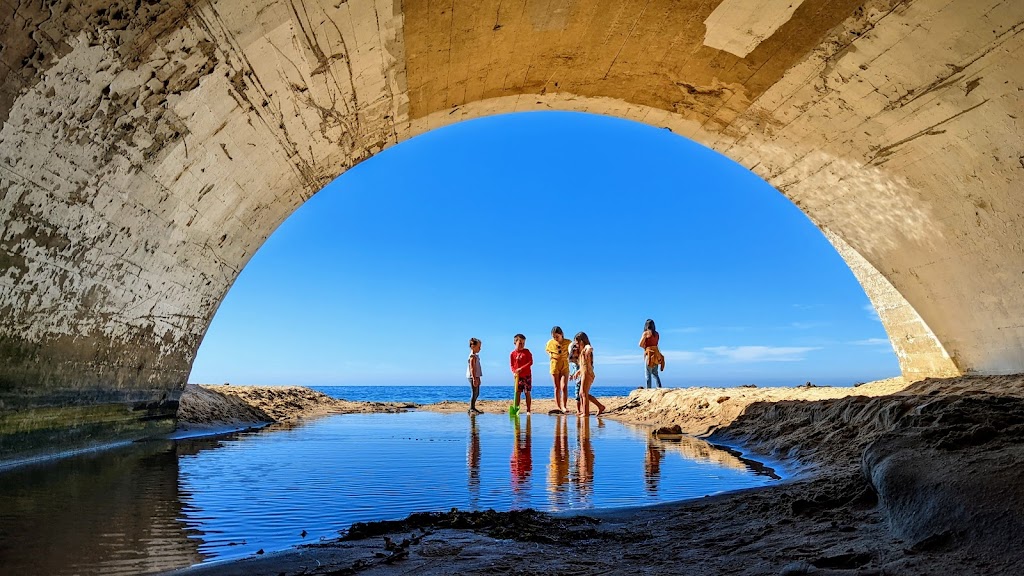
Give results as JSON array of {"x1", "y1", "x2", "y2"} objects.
[{"x1": 544, "y1": 326, "x2": 572, "y2": 413}]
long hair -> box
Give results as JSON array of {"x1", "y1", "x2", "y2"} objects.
[
  {"x1": 644, "y1": 319, "x2": 656, "y2": 332},
  {"x1": 574, "y1": 331, "x2": 591, "y2": 347}
]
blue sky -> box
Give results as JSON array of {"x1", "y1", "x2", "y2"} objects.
[{"x1": 189, "y1": 111, "x2": 899, "y2": 388}]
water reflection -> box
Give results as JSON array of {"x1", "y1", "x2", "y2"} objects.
[
  {"x1": 572, "y1": 416, "x2": 595, "y2": 497},
  {"x1": 651, "y1": 433, "x2": 780, "y2": 479},
  {"x1": 0, "y1": 440, "x2": 204, "y2": 576},
  {"x1": 467, "y1": 413, "x2": 480, "y2": 509},
  {"x1": 0, "y1": 412, "x2": 780, "y2": 575},
  {"x1": 547, "y1": 414, "x2": 570, "y2": 506},
  {"x1": 510, "y1": 414, "x2": 533, "y2": 506},
  {"x1": 645, "y1": 437, "x2": 665, "y2": 495}
]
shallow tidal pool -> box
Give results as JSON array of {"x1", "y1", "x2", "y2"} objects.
[{"x1": 0, "y1": 411, "x2": 781, "y2": 575}]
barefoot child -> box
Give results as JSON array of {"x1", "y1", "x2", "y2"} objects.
[
  {"x1": 509, "y1": 333, "x2": 534, "y2": 414},
  {"x1": 569, "y1": 341, "x2": 582, "y2": 414},
  {"x1": 545, "y1": 326, "x2": 571, "y2": 413},
  {"x1": 467, "y1": 338, "x2": 483, "y2": 413},
  {"x1": 574, "y1": 331, "x2": 605, "y2": 417}
]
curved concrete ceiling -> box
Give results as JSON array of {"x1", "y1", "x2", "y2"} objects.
[{"x1": 1, "y1": 0, "x2": 1020, "y2": 455}]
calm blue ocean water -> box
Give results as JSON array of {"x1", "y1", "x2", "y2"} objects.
[{"x1": 312, "y1": 385, "x2": 640, "y2": 404}]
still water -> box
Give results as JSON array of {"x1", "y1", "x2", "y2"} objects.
[{"x1": 0, "y1": 412, "x2": 780, "y2": 575}]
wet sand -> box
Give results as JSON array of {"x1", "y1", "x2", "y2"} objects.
[{"x1": 169, "y1": 375, "x2": 1024, "y2": 576}]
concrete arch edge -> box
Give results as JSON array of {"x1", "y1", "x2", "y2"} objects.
[{"x1": 395, "y1": 93, "x2": 960, "y2": 382}]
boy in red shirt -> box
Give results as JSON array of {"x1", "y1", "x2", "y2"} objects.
[{"x1": 510, "y1": 333, "x2": 534, "y2": 414}]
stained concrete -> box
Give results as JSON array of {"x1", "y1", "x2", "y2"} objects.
[{"x1": 0, "y1": 0, "x2": 1021, "y2": 459}]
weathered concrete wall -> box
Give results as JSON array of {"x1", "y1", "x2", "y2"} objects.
[
  {"x1": 1, "y1": 0, "x2": 1021, "y2": 459},
  {"x1": 0, "y1": 0, "x2": 408, "y2": 458}
]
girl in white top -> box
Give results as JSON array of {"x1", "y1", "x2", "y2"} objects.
[{"x1": 467, "y1": 338, "x2": 483, "y2": 414}]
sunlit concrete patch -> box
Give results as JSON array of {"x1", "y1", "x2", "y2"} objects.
[
  {"x1": 822, "y1": 230, "x2": 959, "y2": 382},
  {"x1": 703, "y1": 0, "x2": 807, "y2": 57},
  {"x1": 529, "y1": 0, "x2": 573, "y2": 31},
  {"x1": 752, "y1": 143, "x2": 947, "y2": 257}
]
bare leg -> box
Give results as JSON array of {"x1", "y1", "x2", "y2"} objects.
[
  {"x1": 571, "y1": 371, "x2": 582, "y2": 414},
  {"x1": 589, "y1": 394, "x2": 605, "y2": 415},
  {"x1": 582, "y1": 375, "x2": 597, "y2": 416},
  {"x1": 551, "y1": 373, "x2": 562, "y2": 411},
  {"x1": 525, "y1": 390, "x2": 532, "y2": 414}
]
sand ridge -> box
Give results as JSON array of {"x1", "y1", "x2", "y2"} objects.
[{"x1": 176, "y1": 384, "x2": 415, "y2": 431}]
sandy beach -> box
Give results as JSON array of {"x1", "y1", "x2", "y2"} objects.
[{"x1": 169, "y1": 375, "x2": 1024, "y2": 575}]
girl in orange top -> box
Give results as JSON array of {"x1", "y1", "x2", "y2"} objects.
[{"x1": 639, "y1": 318, "x2": 664, "y2": 389}]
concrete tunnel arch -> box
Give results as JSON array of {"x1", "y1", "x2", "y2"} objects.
[
  {"x1": 189, "y1": 103, "x2": 950, "y2": 387},
  {"x1": 1, "y1": 0, "x2": 1021, "y2": 460}
]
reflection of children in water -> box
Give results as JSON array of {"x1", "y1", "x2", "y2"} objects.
[
  {"x1": 467, "y1": 413, "x2": 481, "y2": 509},
  {"x1": 510, "y1": 414, "x2": 533, "y2": 499},
  {"x1": 548, "y1": 414, "x2": 570, "y2": 504},
  {"x1": 644, "y1": 438, "x2": 665, "y2": 495},
  {"x1": 572, "y1": 416, "x2": 595, "y2": 499}
]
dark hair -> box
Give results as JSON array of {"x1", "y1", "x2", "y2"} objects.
[
  {"x1": 644, "y1": 319, "x2": 656, "y2": 332},
  {"x1": 469, "y1": 338, "x2": 480, "y2": 347},
  {"x1": 514, "y1": 333, "x2": 526, "y2": 342},
  {"x1": 573, "y1": 331, "x2": 590, "y2": 346},
  {"x1": 551, "y1": 326, "x2": 563, "y2": 336}
]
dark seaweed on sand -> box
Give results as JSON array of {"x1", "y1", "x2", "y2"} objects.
[{"x1": 341, "y1": 508, "x2": 601, "y2": 545}]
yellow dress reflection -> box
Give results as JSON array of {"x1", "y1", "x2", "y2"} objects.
[
  {"x1": 573, "y1": 416, "x2": 595, "y2": 501},
  {"x1": 467, "y1": 413, "x2": 480, "y2": 509},
  {"x1": 510, "y1": 414, "x2": 533, "y2": 504},
  {"x1": 547, "y1": 414, "x2": 570, "y2": 506}
]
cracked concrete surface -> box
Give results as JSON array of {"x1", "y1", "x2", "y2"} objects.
[{"x1": 1, "y1": 0, "x2": 1021, "y2": 458}]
